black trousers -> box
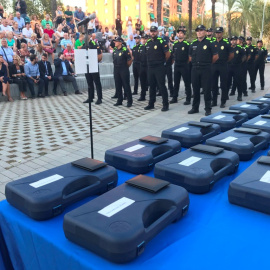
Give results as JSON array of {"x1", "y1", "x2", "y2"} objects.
[
  {"x1": 148, "y1": 65, "x2": 168, "y2": 106},
  {"x1": 191, "y1": 66, "x2": 211, "y2": 111},
  {"x1": 85, "y1": 72, "x2": 103, "y2": 100},
  {"x1": 117, "y1": 28, "x2": 122, "y2": 37},
  {"x1": 227, "y1": 65, "x2": 242, "y2": 97},
  {"x1": 255, "y1": 63, "x2": 265, "y2": 88},
  {"x1": 133, "y1": 62, "x2": 140, "y2": 94},
  {"x1": 13, "y1": 78, "x2": 27, "y2": 92},
  {"x1": 57, "y1": 75, "x2": 79, "y2": 93},
  {"x1": 114, "y1": 66, "x2": 132, "y2": 104},
  {"x1": 173, "y1": 63, "x2": 191, "y2": 101},
  {"x1": 26, "y1": 76, "x2": 44, "y2": 96},
  {"x1": 212, "y1": 63, "x2": 228, "y2": 104},
  {"x1": 40, "y1": 76, "x2": 57, "y2": 95},
  {"x1": 247, "y1": 62, "x2": 256, "y2": 89},
  {"x1": 139, "y1": 65, "x2": 148, "y2": 98},
  {"x1": 165, "y1": 65, "x2": 173, "y2": 94},
  {"x1": 242, "y1": 63, "x2": 248, "y2": 93}
]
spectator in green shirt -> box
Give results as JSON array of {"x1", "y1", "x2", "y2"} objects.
[
  {"x1": 64, "y1": 5, "x2": 73, "y2": 23},
  {"x1": 75, "y1": 34, "x2": 85, "y2": 49},
  {"x1": 41, "y1": 14, "x2": 53, "y2": 29}
]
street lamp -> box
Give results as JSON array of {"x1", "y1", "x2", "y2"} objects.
[{"x1": 260, "y1": 0, "x2": 267, "y2": 39}]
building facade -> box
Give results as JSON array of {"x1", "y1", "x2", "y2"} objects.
[{"x1": 86, "y1": 0, "x2": 204, "y2": 30}]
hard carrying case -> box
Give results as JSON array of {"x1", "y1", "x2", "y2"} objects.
[
  {"x1": 206, "y1": 127, "x2": 270, "y2": 161},
  {"x1": 105, "y1": 136, "x2": 181, "y2": 174},
  {"x1": 154, "y1": 144, "x2": 239, "y2": 193},
  {"x1": 5, "y1": 158, "x2": 118, "y2": 220},
  {"x1": 229, "y1": 101, "x2": 269, "y2": 119},
  {"x1": 63, "y1": 175, "x2": 189, "y2": 263},
  {"x1": 161, "y1": 121, "x2": 220, "y2": 148},
  {"x1": 200, "y1": 110, "x2": 248, "y2": 132},
  {"x1": 242, "y1": 115, "x2": 270, "y2": 133},
  {"x1": 252, "y1": 96, "x2": 270, "y2": 105},
  {"x1": 228, "y1": 156, "x2": 270, "y2": 214}
]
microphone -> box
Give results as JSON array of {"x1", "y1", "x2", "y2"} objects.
[{"x1": 77, "y1": 13, "x2": 96, "y2": 27}]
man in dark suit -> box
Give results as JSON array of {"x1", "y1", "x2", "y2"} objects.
[
  {"x1": 38, "y1": 53, "x2": 57, "y2": 96},
  {"x1": 54, "y1": 52, "x2": 82, "y2": 96}
]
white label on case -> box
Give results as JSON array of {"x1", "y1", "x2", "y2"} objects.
[
  {"x1": 254, "y1": 121, "x2": 267, "y2": 126},
  {"x1": 213, "y1": 115, "x2": 226, "y2": 120},
  {"x1": 98, "y1": 197, "x2": 135, "y2": 217},
  {"x1": 220, "y1": 136, "x2": 238, "y2": 143},
  {"x1": 240, "y1": 105, "x2": 250, "y2": 108},
  {"x1": 260, "y1": 98, "x2": 268, "y2": 101},
  {"x1": 173, "y1": 127, "x2": 189, "y2": 133},
  {"x1": 179, "y1": 156, "x2": 202, "y2": 166},
  {"x1": 124, "y1": 144, "x2": 145, "y2": 152},
  {"x1": 260, "y1": 171, "x2": 270, "y2": 183},
  {"x1": 30, "y1": 174, "x2": 64, "y2": 188}
]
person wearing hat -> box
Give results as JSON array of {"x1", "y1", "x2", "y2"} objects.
[
  {"x1": 211, "y1": 27, "x2": 233, "y2": 108},
  {"x1": 206, "y1": 28, "x2": 216, "y2": 42},
  {"x1": 188, "y1": 24, "x2": 218, "y2": 116},
  {"x1": 227, "y1": 36, "x2": 245, "y2": 101},
  {"x1": 170, "y1": 27, "x2": 191, "y2": 105},
  {"x1": 138, "y1": 34, "x2": 149, "y2": 101},
  {"x1": 83, "y1": 38, "x2": 103, "y2": 105},
  {"x1": 255, "y1": 40, "x2": 268, "y2": 90},
  {"x1": 112, "y1": 36, "x2": 133, "y2": 107},
  {"x1": 144, "y1": 25, "x2": 171, "y2": 112},
  {"x1": 131, "y1": 35, "x2": 142, "y2": 95},
  {"x1": 246, "y1": 36, "x2": 258, "y2": 92}
]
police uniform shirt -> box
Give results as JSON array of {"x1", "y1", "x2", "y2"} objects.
[
  {"x1": 257, "y1": 47, "x2": 268, "y2": 64},
  {"x1": 113, "y1": 46, "x2": 131, "y2": 67},
  {"x1": 88, "y1": 40, "x2": 102, "y2": 55},
  {"x1": 145, "y1": 37, "x2": 169, "y2": 67},
  {"x1": 173, "y1": 39, "x2": 190, "y2": 65},
  {"x1": 189, "y1": 37, "x2": 217, "y2": 66},
  {"x1": 165, "y1": 49, "x2": 174, "y2": 66},
  {"x1": 246, "y1": 44, "x2": 258, "y2": 63},
  {"x1": 213, "y1": 38, "x2": 232, "y2": 64},
  {"x1": 132, "y1": 43, "x2": 142, "y2": 63},
  {"x1": 139, "y1": 44, "x2": 147, "y2": 67},
  {"x1": 230, "y1": 45, "x2": 244, "y2": 65}
]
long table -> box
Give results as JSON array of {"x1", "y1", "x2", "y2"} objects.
[{"x1": 1, "y1": 149, "x2": 270, "y2": 270}]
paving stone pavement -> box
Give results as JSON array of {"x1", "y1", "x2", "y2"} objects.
[{"x1": 0, "y1": 64, "x2": 270, "y2": 200}]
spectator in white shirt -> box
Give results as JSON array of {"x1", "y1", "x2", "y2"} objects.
[
  {"x1": 151, "y1": 18, "x2": 158, "y2": 28},
  {"x1": 88, "y1": 19, "x2": 95, "y2": 34},
  {"x1": 0, "y1": 19, "x2": 13, "y2": 33},
  {"x1": 104, "y1": 27, "x2": 113, "y2": 39},
  {"x1": 22, "y1": 22, "x2": 33, "y2": 42},
  {"x1": 158, "y1": 23, "x2": 165, "y2": 35}
]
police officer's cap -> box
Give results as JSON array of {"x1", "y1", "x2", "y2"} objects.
[
  {"x1": 257, "y1": 39, "x2": 263, "y2": 43},
  {"x1": 134, "y1": 35, "x2": 141, "y2": 39},
  {"x1": 177, "y1": 27, "x2": 186, "y2": 34},
  {"x1": 113, "y1": 36, "x2": 124, "y2": 42},
  {"x1": 206, "y1": 27, "x2": 213, "y2": 32},
  {"x1": 215, "y1": 27, "x2": 223, "y2": 33},
  {"x1": 246, "y1": 36, "x2": 252, "y2": 41},
  {"x1": 150, "y1": 26, "x2": 158, "y2": 32},
  {"x1": 238, "y1": 36, "x2": 245, "y2": 42},
  {"x1": 230, "y1": 36, "x2": 238, "y2": 40},
  {"x1": 141, "y1": 34, "x2": 149, "y2": 39},
  {"x1": 195, "y1": 25, "x2": 206, "y2": 32}
]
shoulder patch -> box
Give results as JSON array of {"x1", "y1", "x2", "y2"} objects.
[
  {"x1": 206, "y1": 37, "x2": 211, "y2": 40},
  {"x1": 91, "y1": 40, "x2": 96, "y2": 45},
  {"x1": 174, "y1": 40, "x2": 178, "y2": 44},
  {"x1": 123, "y1": 47, "x2": 127, "y2": 51}
]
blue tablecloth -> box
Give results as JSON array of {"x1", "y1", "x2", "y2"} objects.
[{"x1": 1, "y1": 149, "x2": 270, "y2": 270}]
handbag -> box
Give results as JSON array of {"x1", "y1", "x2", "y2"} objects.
[{"x1": 1, "y1": 46, "x2": 13, "y2": 66}]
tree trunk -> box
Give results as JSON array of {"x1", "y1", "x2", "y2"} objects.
[
  {"x1": 157, "y1": 0, "x2": 162, "y2": 25},
  {"x1": 189, "y1": 0, "x2": 192, "y2": 40},
  {"x1": 117, "y1": 0, "x2": 121, "y2": 17},
  {"x1": 243, "y1": 24, "x2": 246, "y2": 38},
  {"x1": 211, "y1": 0, "x2": 216, "y2": 29},
  {"x1": 228, "y1": 13, "x2": 231, "y2": 37},
  {"x1": 51, "y1": 0, "x2": 57, "y2": 20}
]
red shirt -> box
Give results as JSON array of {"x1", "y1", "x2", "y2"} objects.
[
  {"x1": 63, "y1": 49, "x2": 74, "y2": 60},
  {"x1": 44, "y1": 29, "x2": 55, "y2": 38}
]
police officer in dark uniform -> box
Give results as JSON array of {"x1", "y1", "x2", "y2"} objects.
[
  {"x1": 112, "y1": 37, "x2": 133, "y2": 107},
  {"x1": 206, "y1": 28, "x2": 216, "y2": 42},
  {"x1": 238, "y1": 36, "x2": 249, "y2": 96},
  {"x1": 138, "y1": 34, "x2": 148, "y2": 101},
  {"x1": 170, "y1": 27, "x2": 191, "y2": 105},
  {"x1": 144, "y1": 26, "x2": 170, "y2": 112},
  {"x1": 255, "y1": 40, "x2": 268, "y2": 90},
  {"x1": 83, "y1": 38, "x2": 103, "y2": 104},
  {"x1": 211, "y1": 27, "x2": 233, "y2": 108},
  {"x1": 165, "y1": 49, "x2": 174, "y2": 97},
  {"x1": 188, "y1": 25, "x2": 218, "y2": 116},
  {"x1": 132, "y1": 35, "x2": 142, "y2": 95},
  {"x1": 227, "y1": 36, "x2": 245, "y2": 101},
  {"x1": 246, "y1": 36, "x2": 258, "y2": 92}
]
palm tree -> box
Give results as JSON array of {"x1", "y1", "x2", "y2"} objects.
[
  {"x1": 222, "y1": 0, "x2": 237, "y2": 37},
  {"x1": 198, "y1": 0, "x2": 205, "y2": 24},
  {"x1": 211, "y1": 0, "x2": 216, "y2": 29},
  {"x1": 51, "y1": 0, "x2": 57, "y2": 19},
  {"x1": 188, "y1": 0, "x2": 192, "y2": 40},
  {"x1": 157, "y1": 0, "x2": 162, "y2": 25},
  {"x1": 117, "y1": 0, "x2": 121, "y2": 18}
]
